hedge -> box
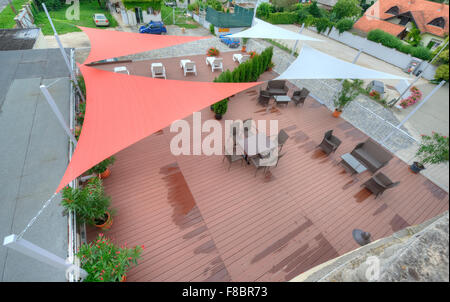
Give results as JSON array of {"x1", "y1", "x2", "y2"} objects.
[
  {"x1": 435, "y1": 64, "x2": 449, "y2": 82},
  {"x1": 367, "y1": 29, "x2": 432, "y2": 60},
  {"x1": 335, "y1": 18, "x2": 353, "y2": 34},
  {"x1": 266, "y1": 12, "x2": 298, "y2": 24}
]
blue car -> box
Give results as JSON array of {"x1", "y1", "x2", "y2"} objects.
[
  {"x1": 219, "y1": 34, "x2": 240, "y2": 48},
  {"x1": 139, "y1": 21, "x2": 167, "y2": 35}
]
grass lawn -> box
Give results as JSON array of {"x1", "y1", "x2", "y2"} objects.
[
  {"x1": 161, "y1": 5, "x2": 198, "y2": 28},
  {"x1": 34, "y1": 1, "x2": 118, "y2": 35},
  {"x1": 0, "y1": 0, "x2": 28, "y2": 28}
]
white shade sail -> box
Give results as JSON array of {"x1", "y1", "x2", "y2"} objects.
[
  {"x1": 228, "y1": 18, "x2": 322, "y2": 42},
  {"x1": 277, "y1": 44, "x2": 406, "y2": 80}
]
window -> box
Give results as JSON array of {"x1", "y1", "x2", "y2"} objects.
[
  {"x1": 428, "y1": 17, "x2": 446, "y2": 29},
  {"x1": 385, "y1": 6, "x2": 399, "y2": 15}
]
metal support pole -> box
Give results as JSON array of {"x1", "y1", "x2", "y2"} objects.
[
  {"x1": 388, "y1": 39, "x2": 449, "y2": 106},
  {"x1": 291, "y1": 23, "x2": 305, "y2": 56},
  {"x1": 383, "y1": 80, "x2": 446, "y2": 143},
  {"x1": 40, "y1": 85, "x2": 78, "y2": 146},
  {"x1": 3, "y1": 234, "x2": 87, "y2": 281},
  {"x1": 252, "y1": 0, "x2": 259, "y2": 26},
  {"x1": 332, "y1": 49, "x2": 363, "y2": 102},
  {"x1": 41, "y1": 3, "x2": 86, "y2": 103}
]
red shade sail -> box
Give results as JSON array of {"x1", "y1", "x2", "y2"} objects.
[
  {"x1": 55, "y1": 65, "x2": 260, "y2": 192},
  {"x1": 79, "y1": 26, "x2": 208, "y2": 64}
]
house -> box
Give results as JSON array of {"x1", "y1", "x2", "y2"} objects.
[{"x1": 354, "y1": 0, "x2": 449, "y2": 49}]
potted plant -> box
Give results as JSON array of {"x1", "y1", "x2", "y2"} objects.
[
  {"x1": 88, "y1": 156, "x2": 116, "y2": 179},
  {"x1": 77, "y1": 233, "x2": 143, "y2": 282},
  {"x1": 213, "y1": 98, "x2": 228, "y2": 120},
  {"x1": 267, "y1": 61, "x2": 275, "y2": 72},
  {"x1": 410, "y1": 132, "x2": 449, "y2": 174},
  {"x1": 207, "y1": 47, "x2": 219, "y2": 57},
  {"x1": 242, "y1": 37, "x2": 248, "y2": 52},
  {"x1": 333, "y1": 79, "x2": 362, "y2": 117},
  {"x1": 61, "y1": 177, "x2": 114, "y2": 229}
]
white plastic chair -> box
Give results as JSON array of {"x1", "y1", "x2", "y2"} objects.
[
  {"x1": 180, "y1": 59, "x2": 197, "y2": 76},
  {"x1": 113, "y1": 66, "x2": 130, "y2": 75},
  {"x1": 233, "y1": 54, "x2": 250, "y2": 64},
  {"x1": 151, "y1": 63, "x2": 166, "y2": 79},
  {"x1": 206, "y1": 57, "x2": 223, "y2": 72}
]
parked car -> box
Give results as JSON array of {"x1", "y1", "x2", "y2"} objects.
[
  {"x1": 219, "y1": 34, "x2": 240, "y2": 48},
  {"x1": 93, "y1": 13, "x2": 110, "y2": 27},
  {"x1": 139, "y1": 21, "x2": 168, "y2": 35}
]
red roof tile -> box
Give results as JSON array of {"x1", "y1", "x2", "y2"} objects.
[
  {"x1": 356, "y1": 0, "x2": 449, "y2": 37},
  {"x1": 354, "y1": 16, "x2": 406, "y2": 37}
]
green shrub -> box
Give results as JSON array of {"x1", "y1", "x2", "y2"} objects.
[
  {"x1": 256, "y1": 2, "x2": 274, "y2": 19},
  {"x1": 314, "y1": 17, "x2": 332, "y2": 33},
  {"x1": 209, "y1": 24, "x2": 215, "y2": 35},
  {"x1": 331, "y1": 0, "x2": 362, "y2": 21},
  {"x1": 435, "y1": 64, "x2": 449, "y2": 81},
  {"x1": 410, "y1": 46, "x2": 432, "y2": 61},
  {"x1": 307, "y1": 1, "x2": 322, "y2": 18},
  {"x1": 267, "y1": 12, "x2": 298, "y2": 24},
  {"x1": 367, "y1": 29, "x2": 402, "y2": 49},
  {"x1": 396, "y1": 43, "x2": 413, "y2": 54},
  {"x1": 335, "y1": 18, "x2": 353, "y2": 33}
]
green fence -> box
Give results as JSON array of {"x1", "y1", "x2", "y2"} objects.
[{"x1": 206, "y1": 5, "x2": 253, "y2": 28}]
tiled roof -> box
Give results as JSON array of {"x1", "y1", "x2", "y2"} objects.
[
  {"x1": 355, "y1": 0, "x2": 449, "y2": 37},
  {"x1": 354, "y1": 16, "x2": 406, "y2": 37}
]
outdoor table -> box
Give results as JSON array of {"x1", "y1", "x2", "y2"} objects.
[
  {"x1": 339, "y1": 153, "x2": 367, "y2": 175},
  {"x1": 236, "y1": 133, "x2": 277, "y2": 163},
  {"x1": 274, "y1": 95, "x2": 292, "y2": 107}
]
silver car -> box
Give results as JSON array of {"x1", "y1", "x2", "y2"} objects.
[{"x1": 93, "y1": 13, "x2": 110, "y2": 27}]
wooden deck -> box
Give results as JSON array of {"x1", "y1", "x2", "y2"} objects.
[{"x1": 87, "y1": 52, "x2": 449, "y2": 282}]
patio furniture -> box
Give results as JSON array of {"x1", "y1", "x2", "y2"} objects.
[
  {"x1": 113, "y1": 66, "x2": 130, "y2": 75},
  {"x1": 266, "y1": 80, "x2": 289, "y2": 96},
  {"x1": 361, "y1": 172, "x2": 400, "y2": 198},
  {"x1": 223, "y1": 153, "x2": 245, "y2": 171},
  {"x1": 339, "y1": 153, "x2": 367, "y2": 175},
  {"x1": 249, "y1": 156, "x2": 267, "y2": 176},
  {"x1": 317, "y1": 130, "x2": 341, "y2": 155},
  {"x1": 274, "y1": 95, "x2": 291, "y2": 107},
  {"x1": 350, "y1": 139, "x2": 393, "y2": 173},
  {"x1": 243, "y1": 118, "x2": 256, "y2": 137},
  {"x1": 205, "y1": 57, "x2": 223, "y2": 72},
  {"x1": 258, "y1": 90, "x2": 271, "y2": 106},
  {"x1": 265, "y1": 152, "x2": 286, "y2": 169},
  {"x1": 275, "y1": 129, "x2": 289, "y2": 152},
  {"x1": 233, "y1": 54, "x2": 251, "y2": 64},
  {"x1": 180, "y1": 59, "x2": 197, "y2": 76},
  {"x1": 292, "y1": 88, "x2": 309, "y2": 106},
  {"x1": 237, "y1": 132, "x2": 277, "y2": 161},
  {"x1": 151, "y1": 63, "x2": 166, "y2": 79}
]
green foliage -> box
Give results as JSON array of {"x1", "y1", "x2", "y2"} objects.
[
  {"x1": 405, "y1": 23, "x2": 422, "y2": 47},
  {"x1": 431, "y1": 37, "x2": 449, "y2": 60},
  {"x1": 367, "y1": 29, "x2": 432, "y2": 60},
  {"x1": 266, "y1": 11, "x2": 298, "y2": 24},
  {"x1": 210, "y1": 23, "x2": 215, "y2": 35},
  {"x1": 213, "y1": 99, "x2": 228, "y2": 115},
  {"x1": 272, "y1": 0, "x2": 299, "y2": 10},
  {"x1": 0, "y1": 0, "x2": 28, "y2": 28},
  {"x1": 61, "y1": 177, "x2": 112, "y2": 225},
  {"x1": 435, "y1": 64, "x2": 449, "y2": 81},
  {"x1": 88, "y1": 156, "x2": 116, "y2": 174},
  {"x1": 333, "y1": 79, "x2": 363, "y2": 111},
  {"x1": 307, "y1": 1, "x2": 322, "y2": 18},
  {"x1": 335, "y1": 18, "x2": 354, "y2": 34},
  {"x1": 416, "y1": 132, "x2": 449, "y2": 166},
  {"x1": 314, "y1": 17, "x2": 332, "y2": 33},
  {"x1": 331, "y1": 0, "x2": 362, "y2": 21},
  {"x1": 78, "y1": 233, "x2": 143, "y2": 282},
  {"x1": 438, "y1": 49, "x2": 449, "y2": 64},
  {"x1": 256, "y1": 2, "x2": 274, "y2": 19},
  {"x1": 123, "y1": 0, "x2": 162, "y2": 11}
]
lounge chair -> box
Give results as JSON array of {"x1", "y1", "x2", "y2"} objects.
[
  {"x1": 151, "y1": 63, "x2": 166, "y2": 79},
  {"x1": 350, "y1": 138, "x2": 393, "y2": 173},
  {"x1": 361, "y1": 172, "x2": 400, "y2": 198},
  {"x1": 266, "y1": 80, "x2": 289, "y2": 96},
  {"x1": 258, "y1": 89, "x2": 271, "y2": 106},
  {"x1": 292, "y1": 88, "x2": 309, "y2": 106},
  {"x1": 317, "y1": 130, "x2": 341, "y2": 155},
  {"x1": 223, "y1": 153, "x2": 245, "y2": 171},
  {"x1": 233, "y1": 54, "x2": 251, "y2": 64},
  {"x1": 205, "y1": 57, "x2": 223, "y2": 72},
  {"x1": 180, "y1": 59, "x2": 197, "y2": 76}
]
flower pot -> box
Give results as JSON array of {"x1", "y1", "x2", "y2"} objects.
[
  {"x1": 409, "y1": 161, "x2": 425, "y2": 174},
  {"x1": 95, "y1": 211, "x2": 113, "y2": 230},
  {"x1": 99, "y1": 168, "x2": 111, "y2": 179},
  {"x1": 332, "y1": 109, "x2": 342, "y2": 118},
  {"x1": 241, "y1": 46, "x2": 246, "y2": 52},
  {"x1": 215, "y1": 113, "x2": 223, "y2": 120},
  {"x1": 121, "y1": 275, "x2": 126, "y2": 282}
]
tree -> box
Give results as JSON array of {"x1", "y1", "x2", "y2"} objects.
[
  {"x1": 331, "y1": 0, "x2": 362, "y2": 21},
  {"x1": 307, "y1": 1, "x2": 322, "y2": 18},
  {"x1": 272, "y1": 0, "x2": 298, "y2": 10},
  {"x1": 405, "y1": 23, "x2": 422, "y2": 47}
]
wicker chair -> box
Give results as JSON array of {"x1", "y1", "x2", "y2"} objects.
[
  {"x1": 361, "y1": 172, "x2": 400, "y2": 198},
  {"x1": 266, "y1": 80, "x2": 289, "y2": 96},
  {"x1": 258, "y1": 90, "x2": 271, "y2": 106},
  {"x1": 351, "y1": 139, "x2": 393, "y2": 173},
  {"x1": 276, "y1": 129, "x2": 290, "y2": 152},
  {"x1": 292, "y1": 88, "x2": 310, "y2": 106},
  {"x1": 317, "y1": 130, "x2": 342, "y2": 155}
]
